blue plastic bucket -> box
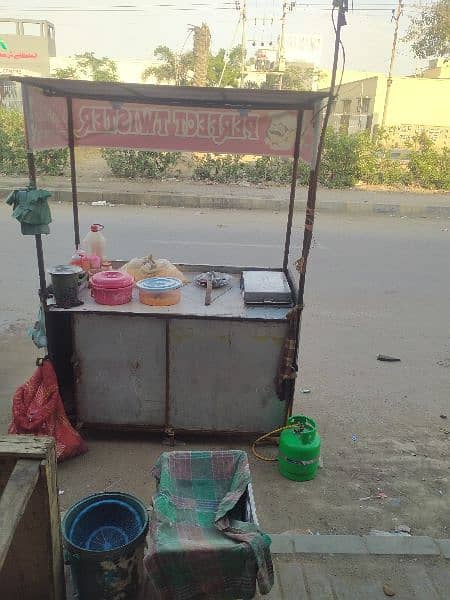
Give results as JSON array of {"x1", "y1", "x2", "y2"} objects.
[{"x1": 62, "y1": 492, "x2": 149, "y2": 600}]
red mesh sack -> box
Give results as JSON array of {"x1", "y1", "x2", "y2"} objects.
[{"x1": 8, "y1": 358, "x2": 87, "y2": 462}]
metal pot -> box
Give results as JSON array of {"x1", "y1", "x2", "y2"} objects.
[{"x1": 48, "y1": 265, "x2": 86, "y2": 308}]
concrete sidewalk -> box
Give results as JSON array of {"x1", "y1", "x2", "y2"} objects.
[
  {"x1": 262, "y1": 554, "x2": 449, "y2": 599},
  {"x1": 64, "y1": 533, "x2": 450, "y2": 599},
  {"x1": 1, "y1": 175, "x2": 449, "y2": 217},
  {"x1": 270, "y1": 533, "x2": 450, "y2": 557},
  {"x1": 260, "y1": 534, "x2": 450, "y2": 599}
]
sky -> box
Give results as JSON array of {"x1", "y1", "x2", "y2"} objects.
[{"x1": 0, "y1": 1, "x2": 432, "y2": 76}]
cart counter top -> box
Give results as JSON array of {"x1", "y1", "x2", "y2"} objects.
[{"x1": 48, "y1": 270, "x2": 292, "y2": 322}]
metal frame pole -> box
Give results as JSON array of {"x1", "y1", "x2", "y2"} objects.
[
  {"x1": 26, "y1": 148, "x2": 37, "y2": 189},
  {"x1": 66, "y1": 97, "x2": 80, "y2": 248},
  {"x1": 35, "y1": 237, "x2": 47, "y2": 298},
  {"x1": 284, "y1": 0, "x2": 347, "y2": 418},
  {"x1": 297, "y1": 0, "x2": 346, "y2": 308},
  {"x1": 22, "y1": 82, "x2": 56, "y2": 363},
  {"x1": 282, "y1": 109, "x2": 303, "y2": 272},
  {"x1": 22, "y1": 83, "x2": 47, "y2": 300},
  {"x1": 27, "y1": 153, "x2": 47, "y2": 297},
  {"x1": 164, "y1": 319, "x2": 175, "y2": 446}
]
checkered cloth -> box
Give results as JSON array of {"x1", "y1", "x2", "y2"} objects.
[{"x1": 142, "y1": 451, "x2": 273, "y2": 600}]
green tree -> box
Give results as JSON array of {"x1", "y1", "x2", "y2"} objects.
[
  {"x1": 52, "y1": 52, "x2": 118, "y2": 81},
  {"x1": 404, "y1": 0, "x2": 450, "y2": 59},
  {"x1": 280, "y1": 64, "x2": 321, "y2": 91},
  {"x1": 142, "y1": 43, "x2": 243, "y2": 87},
  {"x1": 0, "y1": 108, "x2": 68, "y2": 175},
  {"x1": 244, "y1": 80, "x2": 262, "y2": 89},
  {"x1": 259, "y1": 63, "x2": 322, "y2": 91},
  {"x1": 75, "y1": 52, "x2": 118, "y2": 81},
  {"x1": 408, "y1": 132, "x2": 450, "y2": 189},
  {"x1": 207, "y1": 46, "x2": 242, "y2": 87},
  {"x1": 142, "y1": 45, "x2": 194, "y2": 85},
  {"x1": 52, "y1": 66, "x2": 78, "y2": 79}
]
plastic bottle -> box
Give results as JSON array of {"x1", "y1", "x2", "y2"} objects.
[
  {"x1": 83, "y1": 224, "x2": 106, "y2": 262},
  {"x1": 71, "y1": 250, "x2": 91, "y2": 271},
  {"x1": 70, "y1": 250, "x2": 85, "y2": 267}
]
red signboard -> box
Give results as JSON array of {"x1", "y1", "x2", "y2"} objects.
[
  {"x1": 24, "y1": 85, "x2": 319, "y2": 164},
  {"x1": 24, "y1": 85, "x2": 68, "y2": 150}
]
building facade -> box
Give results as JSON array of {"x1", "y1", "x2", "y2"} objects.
[
  {"x1": 320, "y1": 65, "x2": 450, "y2": 148},
  {"x1": 0, "y1": 19, "x2": 55, "y2": 77},
  {"x1": 0, "y1": 18, "x2": 56, "y2": 109}
]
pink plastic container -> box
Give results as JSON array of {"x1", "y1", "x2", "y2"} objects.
[
  {"x1": 90, "y1": 270, "x2": 134, "y2": 305},
  {"x1": 87, "y1": 254, "x2": 101, "y2": 269}
]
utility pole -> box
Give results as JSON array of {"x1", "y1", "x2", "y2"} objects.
[
  {"x1": 277, "y1": 2, "x2": 288, "y2": 90},
  {"x1": 174, "y1": 55, "x2": 180, "y2": 86},
  {"x1": 239, "y1": 0, "x2": 247, "y2": 87},
  {"x1": 381, "y1": 0, "x2": 403, "y2": 128}
]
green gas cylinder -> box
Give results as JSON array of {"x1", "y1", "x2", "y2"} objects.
[{"x1": 278, "y1": 415, "x2": 321, "y2": 481}]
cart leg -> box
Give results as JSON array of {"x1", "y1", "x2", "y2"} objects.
[{"x1": 165, "y1": 427, "x2": 175, "y2": 447}]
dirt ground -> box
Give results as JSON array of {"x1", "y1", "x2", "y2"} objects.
[
  {"x1": 1, "y1": 323, "x2": 448, "y2": 539},
  {"x1": 0, "y1": 206, "x2": 448, "y2": 538}
]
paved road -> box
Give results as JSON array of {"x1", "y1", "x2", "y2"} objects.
[
  {"x1": 1, "y1": 204, "x2": 449, "y2": 538},
  {"x1": 1, "y1": 202, "x2": 449, "y2": 328}
]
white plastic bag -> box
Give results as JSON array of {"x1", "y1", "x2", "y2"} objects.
[{"x1": 121, "y1": 255, "x2": 189, "y2": 283}]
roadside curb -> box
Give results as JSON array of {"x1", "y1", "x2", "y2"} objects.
[
  {"x1": 270, "y1": 534, "x2": 450, "y2": 558},
  {"x1": 1, "y1": 186, "x2": 449, "y2": 217}
]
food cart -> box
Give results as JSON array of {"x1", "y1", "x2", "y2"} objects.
[{"x1": 9, "y1": 76, "x2": 327, "y2": 437}]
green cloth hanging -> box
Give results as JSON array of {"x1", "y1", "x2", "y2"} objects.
[{"x1": 6, "y1": 188, "x2": 52, "y2": 235}]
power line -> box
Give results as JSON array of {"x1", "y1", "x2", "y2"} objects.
[
  {"x1": 218, "y1": 13, "x2": 241, "y2": 85},
  {"x1": 0, "y1": 2, "x2": 420, "y2": 12}
]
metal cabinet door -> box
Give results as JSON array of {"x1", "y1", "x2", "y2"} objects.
[
  {"x1": 73, "y1": 314, "x2": 166, "y2": 426},
  {"x1": 169, "y1": 319, "x2": 287, "y2": 433}
]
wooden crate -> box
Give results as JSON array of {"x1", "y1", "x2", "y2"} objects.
[{"x1": 0, "y1": 435, "x2": 65, "y2": 600}]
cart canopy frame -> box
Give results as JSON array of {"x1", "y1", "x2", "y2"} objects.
[
  {"x1": 9, "y1": 76, "x2": 327, "y2": 110},
  {"x1": 8, "y1": 76, "x2": 326, "y2": 282}
]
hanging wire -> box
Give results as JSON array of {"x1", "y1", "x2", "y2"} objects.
[
  {"x1": 218, "y1": 13, "x2": 242, "y2": 86},
  {"x1": 180, "y1": 27, "x2": 194, "y2": 54},
  {"x1": 2, "y1": 3, "x2": 420, "y2": 14}
]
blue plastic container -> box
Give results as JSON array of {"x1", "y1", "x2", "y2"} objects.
[{"x1": 62, "y1": 492, "x2": 149, "y2": 600}]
